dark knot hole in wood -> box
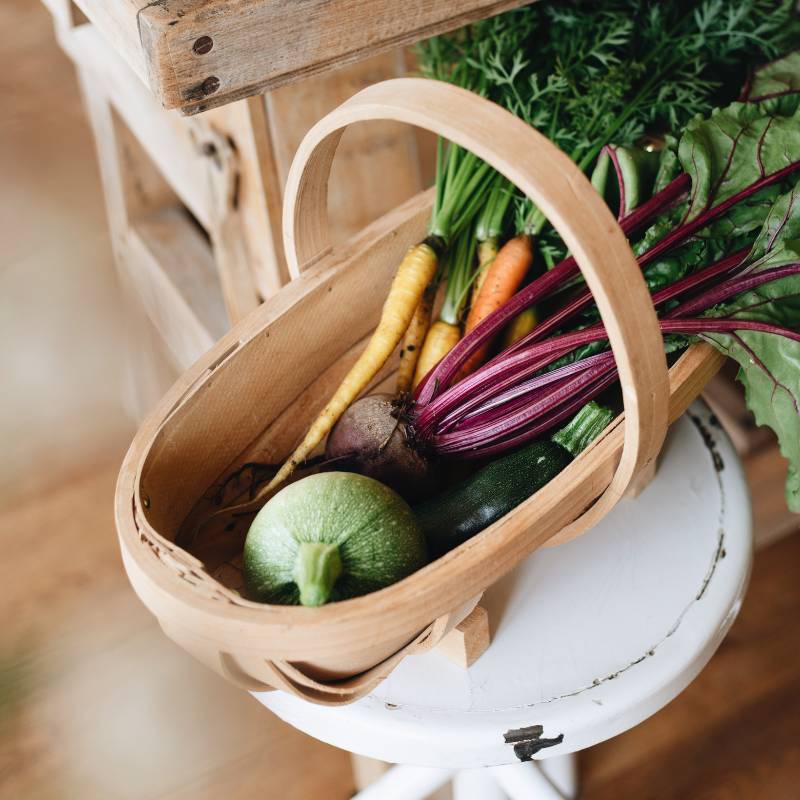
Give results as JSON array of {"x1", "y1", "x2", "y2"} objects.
[
  {"x1": 193, "y1": 36, "x2": 214, "y2": 55},
  {"x1": 201, "y1": 76, "x2": 220, "y2": 96}
]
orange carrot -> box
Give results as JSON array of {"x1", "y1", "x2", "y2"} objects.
[{"x1": 456, "y1": 234, "x2": 533, "y2": 380}]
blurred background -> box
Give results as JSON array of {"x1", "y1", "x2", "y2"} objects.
[{"x1": 2, "y1": 1, "x2": 799, "y2": 799}]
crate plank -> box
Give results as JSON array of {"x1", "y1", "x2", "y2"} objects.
[
  {"x1": 127, "y1": 207, "x2": 228, "y2": 354},
  {"x1": 59, "y1": 17, "x2": 426, "y2": 306},
  {"x1": 64, "y1": 22, "x2": 215, "y2": 230},
  {"x1": 120, "y1": 283, "x2": 185, "y2": 420},
  {"x1": 61, "y1": 20, "x2": 286, "y2": 305},
  {"x1": 206, "y1": 98, "x2": 290, "y2": 296},
  {"x1": 72, "y1": 0, "x2": 150, "y2": 84},
  {"x1": 71, "y1": 0, "x2": 532, "y2": 113},
  {"x1": 40, "y1": 0, "x2": 86, "y2": 28},
  {"x1": 76, "y1": 59, "x2": 221, "y2": 371}
]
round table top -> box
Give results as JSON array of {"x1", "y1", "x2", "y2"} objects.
[{"x1": 255, "y1": 402, "x2": 752, "y2": 768}]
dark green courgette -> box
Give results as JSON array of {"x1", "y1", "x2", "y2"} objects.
[{"x1": 414, "y1": 401, "x2": 614, "y2": 556}]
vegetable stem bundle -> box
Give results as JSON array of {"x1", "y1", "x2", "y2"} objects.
[
  {"x1": 409, "y1": 57, "x2": 800, "y2": 508},
  {"x1": 265, "y1": 1, "x2": 800, "y2": 512}
]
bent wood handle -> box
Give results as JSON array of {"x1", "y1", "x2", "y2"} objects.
[{"x1": 282, "y1": 77, "x2": 669, "y2": 534}]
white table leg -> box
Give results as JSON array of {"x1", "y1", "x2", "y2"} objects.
[
  {"x1": 452, "y1": 768, "x2": 508, "y2": 800},
  {"x1": 490, "y1": 756, "x2": 577, "y2": 800},
  {"x1": 350, "y1": 754, "x2": 389, "y2": 791},
  {"x1": 539, "y1": 753, "x2": 578, "y2": 797},
  {"x1": 352, "y1": 765, "x2": 453, "y2": 800}
]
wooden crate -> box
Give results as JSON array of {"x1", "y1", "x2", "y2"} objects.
[
  {"x1": 42, "y1": 0, "x2": 431, "y2": 411},
  {"x1": 65, "y1": 0, "x2": 532, "y2": 114}
]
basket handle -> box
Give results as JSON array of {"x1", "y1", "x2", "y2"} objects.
[{"x1": 282, "y1": 78, "x2": 669, "y2": 534}]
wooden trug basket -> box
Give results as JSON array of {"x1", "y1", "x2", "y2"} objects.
[{"x1": 115, "y1": 79, "x2": 724, "y2": 705}]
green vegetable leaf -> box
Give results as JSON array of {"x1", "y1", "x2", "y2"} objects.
[
  {"x1": 418, "y1": 0, "x2": 800, "y2": 239},
  {"x1": 747, "y1": 181, "x2": 800, "y2": 265},
  {"x1": 703, "y1": 329, "x2": 800, "y2": 510},
  {"x1": 634, "y1": 90, "x2": 800, "y2": 259},
  {"x1": 653, "y1": 135, "x2": 681, "y2": 193},
  {"x1": 632, "y1": 185, "x2": 782, "y2": 291},
  {"x1": 704, "y1": 183, "x2": 800, "y2": 511},
  {"x1": 713, "y1": 185, "x2": 800, "y2": 326},
  {"x1": 679, "y1": 102, "x2": 800, "y2": 221},
  {"x1": 603, "y1": 103, "x2": 800, "y2": 507},
  {"x1": 742, "y1": 50, "x2": 800, "y2": 113}
]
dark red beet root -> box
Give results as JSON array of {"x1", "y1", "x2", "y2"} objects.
[{"x1": 325, "y1": 394, "x2": 437, "y2": 502}]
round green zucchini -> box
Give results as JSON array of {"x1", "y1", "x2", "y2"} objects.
[{"x1": 243, "y1": 472, "x2": 427, "y2": 606}]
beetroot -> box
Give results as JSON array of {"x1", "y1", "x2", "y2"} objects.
[{"x1": 325, "y1": 394, "x2": 436, "y2": 502}]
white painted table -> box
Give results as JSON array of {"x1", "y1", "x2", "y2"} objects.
[{"x1": 255, "y1": 403, "x2": 752, "y2": 798}]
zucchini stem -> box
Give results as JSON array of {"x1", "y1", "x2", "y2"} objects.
[
  {"x1": 293, "y1": 542, "x2": 343, "y2": 606},
  {"x1": 552, "y1": 401, "x2": 615, "y2": 458}
]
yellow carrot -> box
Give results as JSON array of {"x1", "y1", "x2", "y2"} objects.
[
  {"x1": 396, "y1": 282, "x2": 437, "y2": 395},
  {"x1": 412, "y1": 226, "x2": 477, "y2": 388},
  {"x1": 265, "y1": 240, "x2": 440, "y2": 493},
  {"x1": 501, "y1": 307, "x2": 538, "y2": 349},
  {"x1": 413, "y1": 319, "x2": 461, "y2": 389},
  {"x1": 470, "y1": 238, "x2": 499, "y2": 309}
]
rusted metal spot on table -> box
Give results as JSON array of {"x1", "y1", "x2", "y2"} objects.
[{"x1": 503, "y1": 724, "x2": 564, "y2": 762}]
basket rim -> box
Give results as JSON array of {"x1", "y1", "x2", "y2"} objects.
[{"x1": 114, "y1": 198, "x2": 723, "y2": 635}]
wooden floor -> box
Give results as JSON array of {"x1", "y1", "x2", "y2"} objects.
[
  {"x1": 1, "y1": 452, "x2": 798, "y2": 799},
  {"x1": 0, "y1": 456, "x2": 354, "y2": 800},
  {"x1": 0, "y1": 0, "x2": 136, "y2": 510}
]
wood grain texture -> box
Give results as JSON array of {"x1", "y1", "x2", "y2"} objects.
[
  {"x1": 17, "y1": 6, "x2": 798, "y2": 790},
  {"x1": 75, "y1": 61, "x2": 223, "y2": 374},
  {"x1": 64, "y1": 19, "x2": 285, "y2": 302},
  {"x1": 63, "y1": 22, "x2": 216, "y2": 230},
  {"x1": 63, "y1": 20, "x2": 283, "y2": 315},
  {"x1": 437, "y1": 605, "x2": 491, "y2": 669},
  {"x1": 0, "y1": 461, "x2": 353, "y2": 800},
  {"x1": 186, "y1": 121, "x2": 263, "y2": 321},
  {"x1": 124, "y1": 207, "x2": 227, "y2": 367},
  {"x1": 120, "y1": 285, "x2": 187, "y2": 420},
  {"x1": 72, "y1": 0, "x2": 533, "y2": 113},
  {"x1": 2, "y1": 459, "x2": 796, "y2": 798},
  {"x1": 71, "y1": 0, "x2": 148, "y2": 84},
  {"x1": 54, "y1": 14, "x2": 429, "y2": 312},
  {"x1": 207, "y1": 97, "x2": 290, "y2": 296}
]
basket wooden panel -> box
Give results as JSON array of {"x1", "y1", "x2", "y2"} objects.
[{"x1": 115, "y1": 79, "x2": 724, "y2": 705}]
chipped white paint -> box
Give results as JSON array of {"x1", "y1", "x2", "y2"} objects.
[{"x1": 254, "y1": 402, "x2": 752, "y2": 771}]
